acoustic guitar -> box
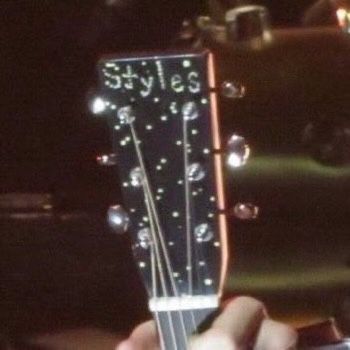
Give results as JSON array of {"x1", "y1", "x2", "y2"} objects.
[{"x1": 96, "y1": 50, "x2": 350, "y2": 350}]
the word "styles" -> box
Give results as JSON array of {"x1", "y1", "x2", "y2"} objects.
[{"x1": 102, "y1": 60, "x2": 201, "y2": 97}]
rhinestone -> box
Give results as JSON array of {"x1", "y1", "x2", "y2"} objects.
[
  {"x1": 117, "y1": 105, "x2": 135, "y2": 124},
  {"x1": 182, "y1": 101, "x2": 199, "y2": 120},
  {"x1": 137, "y1": 228, "x2": 152, "y2": 249},
  {"x1": 204, "y1": 279, "x2": 213, "y2": 286},
  {"x1": 187, "y1": 163, "x2": 206, "y2": 182},
  {"x1": 194, "y1": 223, "x2": 214, "y2": 242},
  {"x1": 130, "y1": 167, "x2": 144, "y2": 187}
]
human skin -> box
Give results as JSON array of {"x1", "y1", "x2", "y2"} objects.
[{"x1": 117, "y1": 296, "x2": 298, "y2": 350}]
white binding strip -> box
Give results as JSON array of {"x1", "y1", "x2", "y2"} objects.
[{"x1": 149, "y1": 295, "x2": 219, "y2": 312}]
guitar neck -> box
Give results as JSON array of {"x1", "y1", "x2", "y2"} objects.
[{"x1": 154, "y1": 307, "x2": 217, "y2": 350}]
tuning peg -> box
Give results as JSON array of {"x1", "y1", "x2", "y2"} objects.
[
  {"x1": 221, "y1": 81, "x2": 246, "y2": 99},
  {"x1": 88, "y1": 94, "x2": 117, "y2": 116},
  {"x1": 96, "y1": 153, "x2": 117, "y2": 166},
  {"x1": 88, "y1": 96, "x2": 108, "y2": 115},
  {"x1": 226, "y1": 134, "x2": 251, "y2": 169},
  {"x1": 232, "y1": 203, "x2": 260, "y2": 221},
  {"x1": 107, "y1": 205, "x2": 130, "y2": 234},
  {"x1": 210, "y1": 81, "x2": 246, "y2": 99}
]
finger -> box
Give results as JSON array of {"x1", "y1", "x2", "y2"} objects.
[
  {"x1": 190, "y1": 329, "x2": 239, "y2": 350},
  {"x1": 116, "y1": 339, "x2": 134, "y2": 350},
  {"x1": 126, "y1": 320, "x2": 159, "y2": 350},
  {"x1": 254, "y1": 319, "x2": 298, "y2": 350},
  {"x1": 190, "y1": 297, "x2": 267, "y2": 350},
  {"x1": 212, "y1": 296, "x2": 267, "y2": 346}
]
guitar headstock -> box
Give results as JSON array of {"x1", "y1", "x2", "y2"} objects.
[{"x1": 97, "y1": 50, "x2": 228, "y2": 310}]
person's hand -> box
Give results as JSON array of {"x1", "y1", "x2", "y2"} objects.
[{"x1": 116, "y1": 296, "x2": 298, "y2": 350}]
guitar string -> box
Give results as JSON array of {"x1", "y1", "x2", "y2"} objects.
[
  {"x1": 182, "y1": 115, "x2": 198, "y2": 333},
  {"x1": 148, "y1": 201, "x2": 167, "y2": 350},
  {"x1": 129, "y1": 121, "x2": 180, "y2": 298},
  {"x1": 144, "y1": 196, "x2": 168, "y2": 301},
  {"x1": 129, "y1": 122, "x2": 177, "y2": 292},
  {"x1": 112, "y1": 117, "x2": 174, "y2": 349},
  {"x1": 129, "y1": 121, "x2": 188, "y2": 348},
  {"x1": 130, "y1": 124, "x2": 187, "y2": 350},
  {"x1": 144, "y1": 196, "x2": 172, "y2": 350},
  {"x1": 130, "y1": 127, "x2": 177, "y2": 350},
  {"x1": 183, "y1": 117, "x2": 193, "y2": 295}
]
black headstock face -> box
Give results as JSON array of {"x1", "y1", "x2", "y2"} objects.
[{"x1": 98, "y1": 51, "x2": 227, "y2": 300}]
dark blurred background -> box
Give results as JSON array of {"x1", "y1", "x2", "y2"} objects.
[{"x1": 0, "y1": 0, "x2": 350, "y2": 343}]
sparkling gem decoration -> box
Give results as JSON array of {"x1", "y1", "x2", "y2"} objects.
[
  {"x1": 194, "y1": 223, "x2": 214, "y2": 242},
  {"x1": 90, "y1": 97, "x2": 107, "y2": 114},
  {"x1": 137, "y1": 227, "x2": 152, "y2": 249},
  {"x1": 182, "y1": 101, "x2": 199, "y2": 120},
  {"x1": 226, "y1": 134, "x2": 251, "y2": 168},
  {"x1": 187, "y1": 163, "x2": 206, "y2": 182},
  {"x1": 117, "y1": 105, "x2": 135, "y2": 124},
  {"x1": 130, "y1": 167, "x2": 144, "y2": 187}
]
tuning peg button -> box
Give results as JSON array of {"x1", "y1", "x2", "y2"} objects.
[
  {"x1": 107, "y1": 205, "x2": 130, "y2": 234},
  {"x1": 226, "y1": 134, "x2": 251, "y2": 168}
]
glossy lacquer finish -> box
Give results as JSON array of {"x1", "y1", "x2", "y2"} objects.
[{"x1": 98, "y1": 51, "x2": 228, "y2": 349}]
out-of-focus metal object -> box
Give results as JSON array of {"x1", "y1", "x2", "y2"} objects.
[
  {"x1": 233, "y1": 203, "x2": 259, "y2": 220},
  {"x1": 302, "y1": 119, "x2": 350, "y2": 166},
  {"x1": 337, "y1": 8, "x2": 350, "y2": 33},
  {"x1": 96, "y1": 153, "x2": 118, "y2": 166},
  {"x1": 107, "y1": 205, "x2": 130, "y2": 234},
  {"x1": 87, "y1": 91, "x2": 116, "y2": 116},
  {"x1": 89, "y1": 96, "x2": 108, "y2": 115},
  {"x1": 225, "y1": 5, "x2": 271, "y2": 42}
]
